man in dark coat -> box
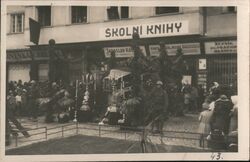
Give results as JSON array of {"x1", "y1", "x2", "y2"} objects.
[
  {"x1": 146, "y1": 81, "x2": 169, "y2": 133},
  {"x1": 210, "y1": 95, "x2": 233, "y2": 135},
  {"x1": 27, "y1": 80, "x2": 39, "y2": 121}
]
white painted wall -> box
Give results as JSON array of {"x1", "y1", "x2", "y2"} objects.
[
  {"x1": 30, "y1": 12, "x2": 201, "y2": 45},
  {"x1": 206, "y1": 13, "x2": 236, "y2": 37},
  {"x1": 52, "y1": 6, "x2": 68, "y2": 26},
  {"x1": 6, "y1": 6, "x2": 236, "y2": 50},
  {"x1": 89, "y1": 6, "x2": 107, "y2": 23},
  {"x1": 130, "y1": 7, "x2": 153, "y2": 19}
]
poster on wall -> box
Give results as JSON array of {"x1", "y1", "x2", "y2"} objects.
[
  {"x1": 103, "y1": 46, "x2": 146, "y2": 58},
  {"x1": 149, "y1": 43, "x2": 200, "y2": 56},
  {"x1": 198, "y1": 59, "x2": 207, "y2": 70},
  {"x1": 197, "y1": 72, "x2": 207, "y2": 91},
  {"x1": 182, "y1": 75, "x2": 192, "y2": 85}
]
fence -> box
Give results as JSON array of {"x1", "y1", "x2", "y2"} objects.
[{"x1": 7, "y1": 122, "x2": 237, "y2": 152}]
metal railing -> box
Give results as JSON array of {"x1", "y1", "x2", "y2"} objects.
[{"x1": 8, "y1": 122, "x2": 237, "y2": 152}]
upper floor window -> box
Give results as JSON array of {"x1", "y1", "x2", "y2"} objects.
[
  {"x1": 222, "y1": 7, "x2": 237, "y2": 13},
  {"x1": 37, "y1": 6, "x2": 51, "y2": 27},
  {"x1": 155, "y1": 7, "x2": 179, "y2": 15},
  {"x1": 10, "y1": 13, "x2": 24, "y2": 33},
  {"x1": 71, "y1": 6, "x2": 87, "y2": 24},
  {"x1": 107, "y1": 6, "x2": 129, "y2": 20}
]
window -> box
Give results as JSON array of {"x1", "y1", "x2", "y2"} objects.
[
  {"x1": 107, "y1": 6, "x2": 129, "y2": 20},
  {"x1": 120, "y1": 7, "x2": 129, "y2": 19},
  {"x1": 71, "y1": 6, "x2": 87, "y2": 24},
  {"x1": 10, "y1": 13, "x2": 24, "y2": 33},
  {"x1": 222, "y1": 7, "x2": 236, "y2": 13},
  {"x1": 37, "y1": 6, "x2": 51, "y2": 27},
  {"x1": 155, "y1": 7, "x2": 179, "y2": 15}
]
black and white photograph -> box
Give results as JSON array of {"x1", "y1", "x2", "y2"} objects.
[{"x1": 0, "y1": 0, "x2": 249, "y2": 161}]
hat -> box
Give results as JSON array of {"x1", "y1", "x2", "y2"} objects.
[
  {"x1": 156, "y1": 81, "x2": 163, "y2": 85},
  {"x1": 30, "y1": 80, "x2": 35, "y2": 84},
  {"x1": 213, "y1": 82, "x2": 219, "y2": 88},
  {"x1": 52, "y1": 82, "x2": 57, "y2": 87},
  {"x1": 219, "y1": 95, "x2": 228, "y2": 100}
]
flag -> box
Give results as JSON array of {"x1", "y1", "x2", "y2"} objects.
[{"x1": 29, "y1": 18, "x2": 41, "y2": 45}]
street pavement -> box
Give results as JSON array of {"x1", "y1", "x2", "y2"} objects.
[{"x1": 6, "y1": 113, "x2": 203, "y2": 151}]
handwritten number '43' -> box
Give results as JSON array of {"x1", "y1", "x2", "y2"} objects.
[{"x1": 211, "y1": 152, "x2": 223, "y2": 160}]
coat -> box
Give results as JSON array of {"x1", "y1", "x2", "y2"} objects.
[
  {"x1": 151, "y1": 87, "x2": 168, "y2": 112},
  {"x1": 229, "y1": 107, "x2": 238, "y2": 133},
  {"x1": 210, "y1": 98, "x2": 233, "y2": 134},
  {"x1": 197, "y1": 110, "x2": 213, "y2": 134}
]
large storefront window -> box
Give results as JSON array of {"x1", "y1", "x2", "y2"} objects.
[
  {"x1": 8, "y1": 64, "x2": 31, "y2": 82},
  {"x1": 207, "y1": 55, "x2": 237, "y2": 88}
]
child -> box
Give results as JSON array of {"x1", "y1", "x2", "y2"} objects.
[
  {"x1": 197, "y1": 97, "x2": 213, "y2": 147},
  {"x1": 15, "y1": 91, "x2": 22, "y2": 117}
]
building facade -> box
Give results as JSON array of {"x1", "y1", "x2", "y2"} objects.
[{"x1": 6, "y1": 6, "x2": 237, "y2": 90}]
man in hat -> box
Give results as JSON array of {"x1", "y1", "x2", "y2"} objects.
[{"x1": 146, "y1": 80, "x2": 169, "y2": 133}]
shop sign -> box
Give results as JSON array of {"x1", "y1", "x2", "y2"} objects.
[
  {"x1": 7, "y1": 50, "x2": 31, "y2": 62},
  {"x1": 7, "y1": 50, "x2": 50, "y2": 62},
  {"x1": 198, "y1": 59, "x2": 206, "y2": 70},
  {"x1": 205, "y1": 40, "x2": 237, "y2": 54},
  {"x1": 149, "y1": 43, "x2": 200, "y2": 56},
  {"x1": 104, "y1": 46, "x2": 146, "y2": 58},
  {"x1": 197, "y1": 71, "x2": 207, "y2": 91},
  {"x1": 100, "y1": 20, "x2": 188, "y2": 40}
]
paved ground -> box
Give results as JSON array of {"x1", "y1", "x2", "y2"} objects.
[
  {"x1": 6, "y1": 113, "x2": 205, "y2": 152},
  {"x1": 6, "y1": 134, "x2": 208, "y2": 155}
]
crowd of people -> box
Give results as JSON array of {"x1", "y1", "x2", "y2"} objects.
[
  {"x1": 197, "y1": 82, "x2": 238, "y2": 150},
  {"x1": 6, "y1": 78, "x2": 237, "y2": 150},
  {"x1": 5, "y1": 32, "x2": 238, "y2": 151}
]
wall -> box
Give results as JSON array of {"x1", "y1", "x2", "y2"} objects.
[
  {"x1": 206, "y1": 13, "x2": 236, "y2": 37},
  {"x1": 89, "y1": 6, "x2": 106, "y2": 23},
  {"x1": 131, "y1": 7, "x2": 153, "y2": 19},
  {"x1": 30, "y1": 12, "x2": 202, "y2": 45},
  {"x1": 8, "y1": 6, "x2": 237, "y2": 50}
]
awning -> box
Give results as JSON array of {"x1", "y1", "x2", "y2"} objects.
[{"x1": 106, "y1": 69, "x2": 131, "y2": 80}]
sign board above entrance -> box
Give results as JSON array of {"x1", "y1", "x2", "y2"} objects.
[
  {"x1": 100, "y1": 20, "x2": 189, "y2": 40},
  {"x1": 205, "y1": 40, "x2": 237, "y2": 54},
  {"x1": 149, "y1": 42, "x2": 200, "y2": 56},
  {"x1": 104, "y1": 46, "x2": 146, "y2": 58}
]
